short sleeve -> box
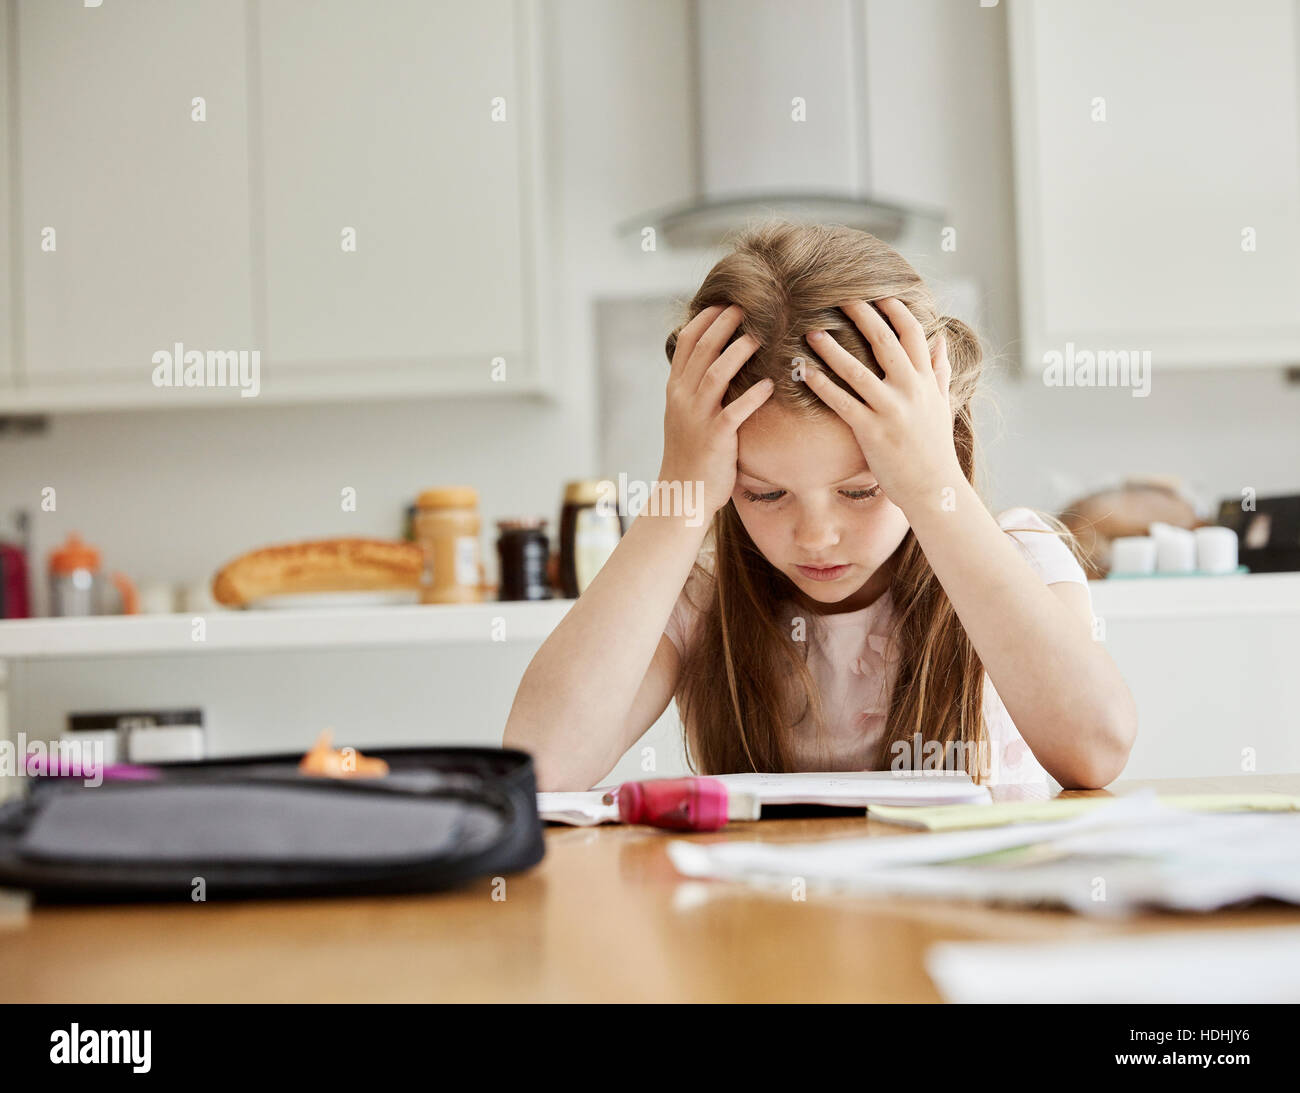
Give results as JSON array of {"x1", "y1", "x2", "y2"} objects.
[
  {"x1": 663, "y1": 545, "x2": 715, "y2": 657},
  {"x1": 997, "y1": 507, "x2": 1088, "y2": 587}
]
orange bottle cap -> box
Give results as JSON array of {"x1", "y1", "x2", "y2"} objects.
[{"x1": 49, "y1": 532, "x2": 101, "y2": 574}]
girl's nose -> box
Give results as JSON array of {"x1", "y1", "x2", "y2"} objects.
[{"x1": 793, "y1": 510, "x2": 840, "y2": 555}]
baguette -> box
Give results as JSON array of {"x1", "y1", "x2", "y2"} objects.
[{"x1": 211, "y1": 538, "x2": 425, "y2": 606}]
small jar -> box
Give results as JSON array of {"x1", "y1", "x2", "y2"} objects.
[
  {"x1": 415, "y1": 486, "x2": 483, "y2": 604},
  {"x1": 496, "y1": 518, "x2": 552, "y2": 601},
  {"x1": 558, "y1": 479, "x2": 623, "y2": 598}
]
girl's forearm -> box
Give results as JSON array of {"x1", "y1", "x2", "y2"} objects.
[
  {"x1": 901, "y1": 479, "x2": 1137, "y2": 787},
  {"x1": 502, "y1": 505, "x2": 708, "y2": 789}
]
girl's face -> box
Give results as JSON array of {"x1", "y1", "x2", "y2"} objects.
[{"x1": 732, "y1": 400, "x2": 911, "y2": 612}]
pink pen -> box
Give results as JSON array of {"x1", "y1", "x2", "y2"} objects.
[{"x1": 606, "y1": 776, "x2": 760, "y2": 831}]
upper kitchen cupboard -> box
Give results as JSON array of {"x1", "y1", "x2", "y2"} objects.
[
  {"x1": 1008, "y1": 0, "x2": 1300, "y2": 372},
  {"x1": 0, "y1": 17, "x2": 11, "y2": 391},
  {"x1": 256, "y1": 0, "x2": 544, "y2": 395},
  {"x1": 2, "y1": 0, "x2": 547, "y2": 411},
  {"x1": 13, "y1": 0, "x2": 256, "y2": 404}
]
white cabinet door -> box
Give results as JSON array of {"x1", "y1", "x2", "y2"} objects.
[
  {"x1": 256, "y1": 0, "x2": 541, "y2": 395},
  {"x1": 1009, "y1": 0, "x2": 1300, "y2": 371},
  {"x1": 0, "y1": 15, "x2": 11, "y2": 391},
  {"x1": 15, "y1": 0, "x2": 255, "y2": 396}
]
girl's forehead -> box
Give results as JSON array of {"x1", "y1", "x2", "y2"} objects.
[{"x1": 736, "y1": 401, "x2": 871, "y2": 483}]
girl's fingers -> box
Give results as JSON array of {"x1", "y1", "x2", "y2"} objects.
[
  {"x1": 670, "y1": 304, "x2": 725, "y2": 382},
  {"x1": 875, "y1": 297, "x2": 933, "y2": 377},
  {"x1": 839, "y1": 299, "x2": 914, "y2": 384},
  {"x1": 685, "y1": 304, "x2": 745, "y2": 393},
  {"x1": 804, "y1": 330, "x2": 890, "y2": 409},
  {"x1": 804, "y1": 365, "x2": 873, "y2": 436},
  {"x1": 716, "y1": 377, "x2": 774, "y2": 431},
  {"x1": 697, "y1": 333, "x2": 760, "y2": 404}
]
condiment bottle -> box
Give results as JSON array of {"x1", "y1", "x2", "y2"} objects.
[
  {"x1": 415, "y1": 487, "x2": 483, "y2": 604},
  {"x1": 496, "y1": 518, "x2": 551, "y2": 601},
  {"x1": 47, "y1": 532, "x2": 137, "y2": 616},
  {"x1": 558, "y1": 480, "x2": 623, "y2": 598}
]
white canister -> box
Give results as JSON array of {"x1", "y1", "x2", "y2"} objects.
[
  {"x1": 1194, "y1": 526, "x2": 1239, "y2": 574},
  {"x1": 137, "y1": 582, "x2": 178, "y2": 615},
  {"x1": 1150, "y1": 522, "x2": 1196, "y2": 573},
  {"x1": 127, "y1": 724, "x2": 205, "y2": 763},
  {"x1": 61, "y1": 729, "x2": 120, "y2": 768},
  {"x1": 180, "y1": 581, "x2": 219, "y2": 613},
  {"x1": 1110, "y1": 536, "x2": 1157, "y2": 575}
]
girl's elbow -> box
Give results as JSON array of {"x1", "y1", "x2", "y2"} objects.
[
  {"x1": 1060, "y1": 702, "x2": 1138, "y2": 789},
  {"x1": 1058, "y1": 755, "x2": 1123, "y2": 791},
  {"x1": 535, "y1": 763, "x2": 601, "y2": 793},
  {"x1": 510, "y1": 739, "x2": 599, "y2": 792},
  {"x1": 1104, "y1": 692, "x2": 1140, "y2": 776}
]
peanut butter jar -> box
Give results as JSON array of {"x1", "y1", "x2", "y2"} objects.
[{"x1": 415, "y1": 486, "x2": 483, "y2": 604}]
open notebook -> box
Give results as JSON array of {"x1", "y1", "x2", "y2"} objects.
[{"x1": 538, "y1": 771, "x2": 992, "y2": 826}]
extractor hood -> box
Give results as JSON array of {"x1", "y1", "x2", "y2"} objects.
[{"x1": 619, "y1": 0, "x2": 944, "y2": 248}]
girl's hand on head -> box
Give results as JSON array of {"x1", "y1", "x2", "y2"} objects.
[
  {"x1": 660, "y1": 303, "x2": 773, "y2": 519},
  {"x1": 802, "y1": 297, "x2": 961, "y2": 513}
]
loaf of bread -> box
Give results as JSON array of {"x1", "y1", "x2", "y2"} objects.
[{"x1": 211, "y1": 538, "x2": 425, "y2": 606}]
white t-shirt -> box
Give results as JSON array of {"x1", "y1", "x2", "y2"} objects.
[{"x1": 663, "y1": 507, "x2": 1091, "y2": 785}]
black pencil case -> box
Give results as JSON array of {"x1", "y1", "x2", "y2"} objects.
[{"x1": 0, "y1": 745, "x2": 544, "y2": 903}]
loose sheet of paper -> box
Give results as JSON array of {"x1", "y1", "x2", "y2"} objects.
[
  {"x1": 926, "y1": 925, "x2": 1300, "y2": 1003},
  {"x1": 666, "y1": 790, "x2": 1300, "y2": 915},
  {"x1": 535, "y1": 790, "x2": 620, "y2": 827}
]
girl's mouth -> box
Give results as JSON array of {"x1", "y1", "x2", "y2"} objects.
[{"x1": 796, "y1": 563, "x2": 850, "y2": 582}]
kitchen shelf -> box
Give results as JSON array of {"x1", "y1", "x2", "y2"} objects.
[
  {"x1": 2, "y1": 572, "x2": 1297, "y2": 661},
  {"x1": 0, "y1": 600, "x2": 578, "y2": 660},
  {"x1": 1087, "y1": 571, "x2": 1300, "y2": 620}
]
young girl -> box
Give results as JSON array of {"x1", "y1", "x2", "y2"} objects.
[{"x1": 505, "y1": 222, "x2": 1137, "y2": 792}]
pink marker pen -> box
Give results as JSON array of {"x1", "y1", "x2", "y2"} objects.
[{"x1": 606, "y1": 776, "x2": 760, "y2": 831}]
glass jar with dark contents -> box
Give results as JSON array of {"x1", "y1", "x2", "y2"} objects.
[
  {"x1": 496, "y1": 518, "x2": 552, "y2": 601},
  {"x1": 558, "y1": 479, "x2": 624, "y2": 598}
]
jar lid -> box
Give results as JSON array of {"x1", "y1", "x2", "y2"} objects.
[
  {"x1": 49, "y1": 532, "x2": 101, "y2": 574},
  {"x1": 563, "y1": 479, "x2": 612, "y2": 505},
  {"x1": 497, "y1": 517, "x2": 548, "y2": 531},
  {"x1": 417, "y1": 486, "x2": 479, "y2": 509}
]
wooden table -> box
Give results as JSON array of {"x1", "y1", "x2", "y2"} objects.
[{"x1": 2, "y1": 774, "x2": 1298, "y2": 1003}]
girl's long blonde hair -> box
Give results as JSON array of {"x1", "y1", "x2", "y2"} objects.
[{"x1": 665, "y1": 220, "x2": 1075, "y2": 783}]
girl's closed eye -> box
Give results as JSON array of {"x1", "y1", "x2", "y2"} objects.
[
  {"x1": 740, "y1": 485, "x2": 882, "y2": 504},
  {"x1": 840, "y1": 486, "x2": 883, "y2": 502},
  {"x1": 740, "y1": 487, "x2": 786, "y2": 503}
]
